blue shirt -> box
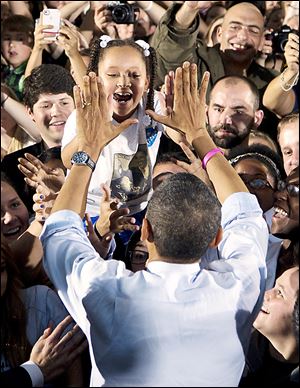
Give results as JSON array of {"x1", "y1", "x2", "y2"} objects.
[{"x1": 41, "y1": 192, "x2": 268, "y2": 387}]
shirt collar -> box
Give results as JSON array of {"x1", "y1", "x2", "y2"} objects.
[
  {"x1": 8, "y1": 60, "x2": 28, "y2": 75},
  {"x1": 146, "y1": 260, "x2": 201, "y2": 274}
]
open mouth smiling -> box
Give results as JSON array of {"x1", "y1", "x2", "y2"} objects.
[
  {"x1": 273, "y1": 206, "x2": 289, "y2": 218},
  {"x1": 113, "y1": 93, "x2": 133, "y2": 104}
]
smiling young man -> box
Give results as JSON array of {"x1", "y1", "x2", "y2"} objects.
[{"x1": 1, "y1": 64, "x2": 75, "y2": 212}]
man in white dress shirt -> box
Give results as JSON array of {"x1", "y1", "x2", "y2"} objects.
[{"x1": 40, "y1": 66, "x2": 268, "y2": 387}]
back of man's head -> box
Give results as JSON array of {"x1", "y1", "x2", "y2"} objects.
[
  {"x1": 23, "y1": 64, "x2": 75, "y2": 111},
  {"x1": 146, "y1": 173, "x2": 221, "y2": 262}
]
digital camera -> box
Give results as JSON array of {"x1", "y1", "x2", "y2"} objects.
[
  {"x1": 270, "y1": 25, "x2": 299, "y2": 54},
  {"x1": 107, "y1": 1, "x2": 137, "y2": 24}
]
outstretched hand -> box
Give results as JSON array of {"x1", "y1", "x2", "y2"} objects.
[
  {"x1": 96, "y1": 184, "x2": 139, "y2": 237},
  {"x1": 18, "y1": 153, "x2": 65, "y2": 194},
  {"x1": 74, "y1": 72, "x2": 138, "y2": 158},
  {"x1": 30, "y1": 315, "x2": 87, "y2": 383},
  {"x1": 146, "y1": 63, "x2": 210, "y2": 144}
]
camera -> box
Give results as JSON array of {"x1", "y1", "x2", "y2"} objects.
[
  {"x1": 270, "y1": 25, "x2": 299, "y2": 54},
  {"x1": 107, "y1": 1, "x2": 137, "y2": 24}
]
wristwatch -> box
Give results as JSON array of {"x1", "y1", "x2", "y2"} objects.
[{"x1": 71, "y1": 151, "x2": 96, "y2": 171}]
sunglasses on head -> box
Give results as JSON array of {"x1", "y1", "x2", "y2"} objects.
[{"x1": 277, "y1": 180, "x2": 299, "y2": 197}]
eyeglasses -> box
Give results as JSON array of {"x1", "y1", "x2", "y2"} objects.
[
  {"x1": 240, "y1": 177, "x2": 273, "y2": 190},
  {"x1": 277, "y1": 180, "x2": 299, "y2": 197},
  {"x1": 128, "y1": 250, "x2": 149, "y2": 263}
]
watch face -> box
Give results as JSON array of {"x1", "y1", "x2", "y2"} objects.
[{"x1": 72, "y1": 151, "x2": 88, "y2": 164}]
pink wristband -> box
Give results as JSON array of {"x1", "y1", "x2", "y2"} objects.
[{"x1": 202, "y1": 148, "x2": 224, "y2": 170}]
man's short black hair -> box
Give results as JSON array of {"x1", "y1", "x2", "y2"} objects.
[
  {"x1": 23, "y1": 64, "x2": 75, "y2": 111},
  {"x1": 146, "y1": 173, "x2": 221, "y2": 262}
]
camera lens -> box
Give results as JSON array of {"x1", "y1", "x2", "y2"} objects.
[
  {"x1": 44, "y1": 9, "x2": 49, "y2": 15},
  {"x1": 280, "y1": 38, "x2": 289, "y2": 51},
  {"x1": 112, "y1": 6, "x2": 128, "y2": 23}
]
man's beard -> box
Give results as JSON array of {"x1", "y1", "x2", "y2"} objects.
[{"x1": 207, "y1": 120, "x2": 254, "y2": 149}]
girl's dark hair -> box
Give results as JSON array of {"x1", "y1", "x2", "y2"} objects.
[
  {"x1": 87, "y1": 38, "x2": 157, "y2": 111},
  {"x1": 1, "y1": 236, "x2": 31, "y2": 367},
  {"x1": 2, "y1": 15, "x2": 34, "y2": 48},
  {"x1": 228, "y1": 143, "x2": 284, "y2": 183}
]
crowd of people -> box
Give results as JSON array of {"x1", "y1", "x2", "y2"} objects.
[{"x1": 1, "y1": 1, "x2": 299, "y2": 387}]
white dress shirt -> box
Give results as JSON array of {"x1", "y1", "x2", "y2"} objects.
[{"x1": 41, "y1": 192, "x2": 268, "y2": 387}]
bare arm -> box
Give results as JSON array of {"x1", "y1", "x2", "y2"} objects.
[
  {"x1": 62, "y1": 137, "x2": 79, "y2": 169},
  {"x1": 1, "y1": 93, "x2": 41, "y2": 141},
  {"x1": 173, "y1": 1, "x2": 212, "y2": 29},
  {"x1": 8, "y1": 1, "x2": 33, "y2": 19},
  {"x1": 262, "y1": 33, "x2": 298, "y2": 117},
  {"x1": 146, "y1": 63, "x2": 248, "y2": 204},
  {"x1": 56, "y1": 22, "x2": 88, "y2": 89},
  {"x1": 25, "y1": 20, "x2": 53, "y2": 78},
  {"x1": 58, "y1": 1, "x2": 89, "y2": 20}
]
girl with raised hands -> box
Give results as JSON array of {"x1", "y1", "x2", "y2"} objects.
[{"x1": 61, "y1": 35, "x2": 165, "y2": 241}]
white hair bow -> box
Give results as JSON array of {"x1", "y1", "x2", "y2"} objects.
[
  {"x1": 135, "y1": 40, "x2": 150, "y2": 56},
  {"x1": 99, "y1": 35, "x2": 113, "y2": 48}
]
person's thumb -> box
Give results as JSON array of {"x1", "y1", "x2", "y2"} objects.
[
  {"x1": 145, "y1": 109, "x2": 169, "y2": 126},
  {"x1": 117, "y1": 118, "x2": 139, "y2": 133}
]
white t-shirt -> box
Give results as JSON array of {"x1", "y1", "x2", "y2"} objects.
[{"x1": 62, "y1": 93, "x2": 164, "y2": 216}]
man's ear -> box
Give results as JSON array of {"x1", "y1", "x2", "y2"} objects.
[
  {"x1": 141, "y1": 217, "x2": 154, "y2": 243},
  {"x1": 216, "y1": 26, "x2": 223, "y2": 43},
  {"x1": 254, "y1": 110, "x2": 264, "y2": 128},
  {"x1": 205, "y1": 104, "x2": 209, "y2": 124},
  {"x1": 209, "y1": 227, "x2": 223, "y2": 248},
  {"x1": 26, "y1": 106, "x2": 35, "y2": 121}
]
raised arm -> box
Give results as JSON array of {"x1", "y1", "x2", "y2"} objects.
[
  {"x1": 8, "y1": 1, "x2": 33, "y2": 19},
  {"x1": 262, "y1": 33, "x2": 298, "y2": 117},
  {"x1": 51, "y1": 73, "x2": 138, "y2": 217},
  {"x1": 1, "y1": 90, "x2": 41, "y2": 141},
  {"x1": 173, "y1": 1, "x2": 212, "y2": 29},
  {"x1": 25, "y1": 19, "x2": 53, "y2": 78},
  {"x1": 146, "y1": 63, "x2": 248, "y2": 204}
]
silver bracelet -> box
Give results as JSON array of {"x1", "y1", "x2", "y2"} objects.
[{"x1": 280, "y1": 68, "x2": 299, "y2": 92}]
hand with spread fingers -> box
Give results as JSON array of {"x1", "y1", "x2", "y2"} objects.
[
  {"x1": 32, "y1": 188, "x2": 58, "y2": 223},
  {"x1": 74, "y1": 72, "x2": 138, "y2": 159},
  {"x1": 95, "y1": 184, "x2": 139, "y2": 237},
  {"x1": 18, "y1": 153, "x2": 65, "y2": 194},
  {"x1": 30, "y1": 315, "x2": 87, "y2": 383},
  {"x1": 146, "y1": 62, "x2": 210, "y2": 144}
]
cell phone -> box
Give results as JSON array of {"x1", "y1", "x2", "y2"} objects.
[{"x1": 41, "y1": 9, "x2": 61, "y2": 41}]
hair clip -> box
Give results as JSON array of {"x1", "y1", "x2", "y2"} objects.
[
  {"x1": 135, "y1": 40, "x2": 150, "y2": 57},
  {"x1": 99, "y1": 35, "x2": 113, "y2": 48}
]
